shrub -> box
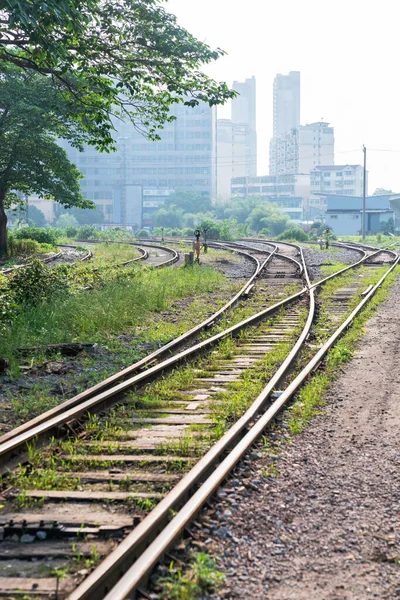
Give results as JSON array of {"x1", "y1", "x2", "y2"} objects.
[
  {"x1": 0, "y1": 291, "x2": 18, "y2": 330},
  {"x1": 65, "y1": 226, "x2": 79, "y2": 238},
  {"x1": 7, "y1": 234, "x2": 41, "y2": 256},
  {"x1": 277, "y1": 227, "x2": 309, "y2": 242},
  {"x1": 135, "y1": 228, "x2": 149, "y2": 238},
  {"x1": 259, "y1": 228, "x2": 270, "y2": 237},
  {"x1": 8, "y1": 259, "x2": 69, "y2": 305},
  {"x1": 76, "y1": 225, "x2": 99, "y2": 240},
  {"x1": 14, "y1": 227, "x2": 58, "y2": 245}
]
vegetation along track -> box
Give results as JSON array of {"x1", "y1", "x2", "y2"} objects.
[{"x1": 0, "y1": 242, "x2": 398, "y2": 599}]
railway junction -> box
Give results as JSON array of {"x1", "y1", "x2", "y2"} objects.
[{"x1": 0, "y1": 237, "x2": 398, "y2": 599}]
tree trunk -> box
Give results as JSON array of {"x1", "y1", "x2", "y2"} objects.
[{"x1": 0, "y1": 194, "x2": 8, "y2": 257}]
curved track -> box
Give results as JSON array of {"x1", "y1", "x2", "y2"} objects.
[{"x1": 0, "y1": 241, "x2": 398, "y2": 599}]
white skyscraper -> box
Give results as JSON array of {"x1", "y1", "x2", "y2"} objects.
[{"x1": 273, "y1": 71, "x2": 300, "y2": 137}]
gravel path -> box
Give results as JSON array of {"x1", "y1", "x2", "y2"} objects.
[{"x1": 198, "y1": 274, "x2": 400, "y2": 599}]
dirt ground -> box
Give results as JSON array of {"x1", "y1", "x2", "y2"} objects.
[{"x1": 202, "y1": 275, "x2": 400, "y2": 599}]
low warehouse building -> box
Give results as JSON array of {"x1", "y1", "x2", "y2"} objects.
[{"x1": 320, "y1": 194, "x2": 400, "y2": 235}]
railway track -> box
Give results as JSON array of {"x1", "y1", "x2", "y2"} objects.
[{"x1": 0, "y1": 242, "x2": 397, "y2": 599}]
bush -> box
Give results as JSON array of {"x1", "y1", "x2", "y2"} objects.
[
  {"x1": 277, "y1": 227, "x2": 309, "y2": 242},
  {"x1": 14, "y1": 227, "x2": 58, "y2": 245},
  {"x1": 135, "y1": 229, "x2": 149, "y2": 238},
  {"x1": 8, "y1": 259, "x2": 69, "y2": 305},
  {"x1": 76, "y1": 225, "x2": 99, "y2": 240},
  {"x1": 56, "y1": 214, "x2": 79, "y2": 229},
  {"x1": 0, "y1": 291, "x2": 18, "y2": 330},
  {"x1": 65, "y1": 226, "x2": 79, "y2": 238},
  {"x1": 7, "y1": 234, "x2": 41, "y2": 256},
  {"x1": 259, "y1": 228, "x2": 270, "y2": 237}
]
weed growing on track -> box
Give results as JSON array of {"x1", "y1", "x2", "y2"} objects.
[
  {"x1": 158, "y1": 552, "x2": 225, "y2": 600},
  {"x1": 288, "y1": 265, "x2": 399, "y2": 434}
]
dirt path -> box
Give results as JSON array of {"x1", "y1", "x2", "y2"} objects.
[{"x1": 205, "y1": 277, "x2": 400, "y2": 599}]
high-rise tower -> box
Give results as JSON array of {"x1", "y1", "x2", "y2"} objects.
[
  {"x1": 273, "y1": 71, "x2": 300, "y2": 137},
  {"x1": 231, "y1": 76, "x2": 257, "y2": 176}
]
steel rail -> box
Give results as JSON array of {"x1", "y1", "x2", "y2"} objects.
[
  {"x1": 69, "y1": 243, "x2": 314, "y2": 600},
  {"x1": 100, "y1": 255, "x2": 400, "y2": 600},
  {"x1": 0, "y1": 276, "x2": 304, "y2": 472},
  {"x1": 221, "y1": 240, "x2": 304, "y2": 276},
  {"x1": 1, "y1": 250, "x2": 63, "y2": 275},
  {"x1": 74, "y1": 240, "x2": 179, "y2": 268},
  {"x1": 0, "y1": 244, "x2": 271, "y2": 447},
  {"x1": 57, "y1": 244, "x2": 94, "y2": 262}
]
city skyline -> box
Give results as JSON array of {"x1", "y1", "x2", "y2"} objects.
[{"x1": 167, "y1": 0, "x2": 400, "y2": 194}]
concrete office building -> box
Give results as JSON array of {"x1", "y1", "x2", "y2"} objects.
[
  {"x1": 216, "y1": 119, "x2": 248, "y2": 198},
  {"x1": 270, "y1": 121, "x2": 334, "y2": 177},
  {"x1": 61, "y1": 101, "x2": 217, "y2": 228},
  {"x1": 231, "y1": 173, "x2": 310, "y2": 221},
  {"x1": 310, "y1": 164, "x2": 366, "y2": 212},
  {"x1": 273, "y1": 71, "x2": 300, "y2": 137}
]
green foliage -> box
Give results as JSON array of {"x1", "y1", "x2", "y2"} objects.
[
  {"x1": 7, "y1": 235, "x2": 41, "y2": 256},
  {"x1": 153, "y1": 206, "x2": 184, "y2": 229},
  {"x1": 65, "y1": 226, "x2": 79, "y2": 238},
  {"x1": 0, "y1": 263, "x2": 227, "y2": 360},
  {"x1": 308, "y1": 220, "x2": 326, "y2": 239},
  {"x1": 0, "y1": 64, "x2": 95, "y2": 254},
  {"x1": 27, "y1": 205, "x2": 47, "y2": 227},
  {"x1": 0, "y1": 0, "x2": 235, "y2": 150},
  {"x1": 373, "y1": 188, "x2": 393, "y2": 196},
  {"x1": 380, "y1": 218, "x2": 395, "y2": 235},
  {"x1": 8, "y1": 259, "x2": 68, "y2": 305},
  {"x1": 164, "y1": 191, "x2": 212, "y2": 214},
  {"x1": 135, "y1": 229, "x2": 149, "y2": 238},
  {"x1": 159, "y1": 553, "x2": 225, "y2": 600},
  {"x1": 14, "y1": 227, "x2": 58, "y2": 245},
  {"x1": 55, "y1": 214, "x2": 79, "y2": 229},
  {"x1": 56, "y1": 205, "x2": 105, "y2": 225},
  {"x1": 0, "y1": 290, "x2": 17, "y2": 330},
  {"x1": 76, "y1": 225, "x2": 100, "y2": 240},
  {"x1": 277, "y1": 227, "x2": 308, "y2": 242}
]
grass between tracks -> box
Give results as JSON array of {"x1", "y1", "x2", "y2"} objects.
[
  {"x1": 1, "y1": 263, "x2": 241, "y2": 426},
  {"x1": 0, "y1": 265, "x2": 230, "y2": 366},
  {"x1": 288, "y1": 264, "x2": 399, "y2": 434},
  {"x1": 85, "y1": 242, "x2": 142, "y2": 266}
]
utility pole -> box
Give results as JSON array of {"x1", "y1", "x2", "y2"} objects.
[{"x1": 362, "y1": 145, "x2": 367, "y2": 240}]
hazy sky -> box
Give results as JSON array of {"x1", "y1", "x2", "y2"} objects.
[{"x1": 167, "y1": 0, "x2": 400, "y2": 193}]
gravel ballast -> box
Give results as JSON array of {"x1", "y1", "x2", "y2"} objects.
[{"x1": 197, "y1": 274, "x2": 400, "y2": 599}]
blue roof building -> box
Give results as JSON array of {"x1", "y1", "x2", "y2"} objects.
[{"x1": 317, "y1": 193, "x2": 400, "y2": 235}]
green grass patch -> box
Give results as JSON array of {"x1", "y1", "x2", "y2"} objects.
[
  {"x1": 0, "y1": 265, "x2": 229, "y2": 363},
  {"x1": 89, "y1": 243, "x2": 142, "y2": 266}
]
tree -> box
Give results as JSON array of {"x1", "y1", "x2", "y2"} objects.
[
  {"x1": 55, "y1": 205, "x2": 105, "y2": 225},
  {"x1": 0, "y1": 0, "x2": 235, "y2": 150},
  {"x1": 56, "y1": 214, "x2": 79, "y2": 229},
  {"x1": 0, "y1": 65, "x2": 93, "y2": 255},
  {"x1": 70, "y1": 206, "x2": 105, "y2": 225},
  {"x1": 380, "y1": 217, "x2": 395, "y2": 235},
  {"x1": 373, "y1": 188, "x2": 393, "y2": 196},
  {"x1": 164, "y1": 191, "x2": 212, "y2": 214},
  {"x1": 246, "y1": 201, "x2": 291, "y2": 235},
  {"x1": 153, "y1": 205, "x2": 184, "y2": 229},
  {"x1": 27, "y1": 205, "x2": 46, "y2": 227}
]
